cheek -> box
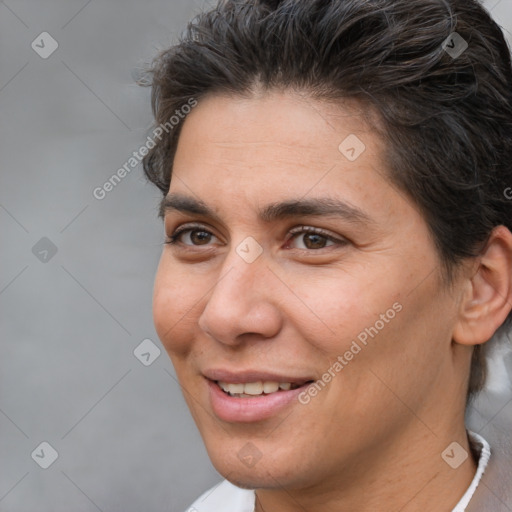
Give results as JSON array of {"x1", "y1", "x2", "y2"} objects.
[
  {"x1": 284, "y1": 265, "x2": 402, "y2": 354},
  {"x1": 152, "y1": 258, "x2": 200, "y2": 356},
  {"x1": 287, "y1": 254, "x2": 446, "y2": 396}
]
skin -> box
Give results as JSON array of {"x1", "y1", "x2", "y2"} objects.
[{"x1": 152, "y1": 89, "x2": 512, "y2": 512}]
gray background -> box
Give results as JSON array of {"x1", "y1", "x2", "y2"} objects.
[{"x1": 1, "y1": 1, "x2": 511, "y2": 511}]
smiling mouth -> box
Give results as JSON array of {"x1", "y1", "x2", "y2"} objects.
[{"x1": 215, "y1": 380, "x2": 314, "y2": 398}]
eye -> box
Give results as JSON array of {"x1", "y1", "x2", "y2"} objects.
[
  {"x1": 164, "y1": 223, "x2": 218, "y2": 246},
  {"x1": 285, "y1": 226, "x2": 347, "y2": 250},
  {"x1": 164, "y1": 223, "x2": 348, "y2": 251}
]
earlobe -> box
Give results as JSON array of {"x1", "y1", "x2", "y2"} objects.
[{"x1": 453, "y1": 225, "x2": 512, "y2": 347}]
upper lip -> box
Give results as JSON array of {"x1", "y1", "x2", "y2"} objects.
[{"x1": 203, "y1": 368, "x2": 315, "y2": 384}]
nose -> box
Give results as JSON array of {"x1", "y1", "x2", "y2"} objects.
[{"x1": 197, "y1": 249, "x2": 283, "y2": 346}]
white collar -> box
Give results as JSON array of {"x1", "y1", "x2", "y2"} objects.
[
  {"x1": 188, "y1": 431, "x2": 491, "y2": 512},
  {"x1": 451, "y1": 430, "x2": 491, "y2": 511}
]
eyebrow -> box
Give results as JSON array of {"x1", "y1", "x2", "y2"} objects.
[{"x1": 159, "y1": 193, "x2": 374, "y2": 226}]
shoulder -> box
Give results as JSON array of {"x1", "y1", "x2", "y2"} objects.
[{"x1": 185, "y1": 479, "x2": 255, "y2": 512}]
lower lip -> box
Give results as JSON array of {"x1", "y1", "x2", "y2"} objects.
[{"x1": 207, "y1": 379, "x2": 310, "y2": 423}]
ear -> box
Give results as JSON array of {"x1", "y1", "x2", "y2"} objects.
[{"x1": 453, "y1": 225, "x2": 512, "y2": 346}]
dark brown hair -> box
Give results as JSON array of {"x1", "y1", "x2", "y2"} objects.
[{"x1": 141, "y1": 0, "x2": 512, "y2": 399}]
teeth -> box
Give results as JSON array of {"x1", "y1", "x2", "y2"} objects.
[
  {"x1": 225, "y1": 382, "x2": 244, "y2": 394},
  {"x1": 217, "y1": 380, "x2": 300, "y2": 396},
  {"x1": 263, "y1": 382, "x2": 279, "y2": 393},
  {"x1": 244, "y1": 382, "x2": 263, "y2": 395}
]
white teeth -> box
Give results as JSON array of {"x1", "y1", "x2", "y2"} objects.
[
  {"x1": 225, "y1": 382, "x2": 244, "y2": 394},
  {"x1": 263, "y1": 382, "x2": 280, "y2": 393},
  {"x1": 217, "y1": 380, "x2": 299, "y2": 396},
  {"x1": 244, "y1": 382, "x2": 263, "y2": 395}
]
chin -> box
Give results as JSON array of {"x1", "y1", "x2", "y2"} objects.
[
  {"x1": 205, "y1": 440, "x2": 308, "y2": 490},
  {"x1": 221, "y1": 469, "x2": 294, "y2": 491}
]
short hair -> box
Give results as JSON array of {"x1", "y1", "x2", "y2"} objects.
[{"x1": 141, "y1": 0, "x2": 512, "y2": 399}]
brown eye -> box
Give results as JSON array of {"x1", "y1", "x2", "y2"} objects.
[
  {"x1": 286, "y1": 226, "x2": 346, "y2": 250},
  {"x1": 188, "y1": 230, "x2": 212, "y2": 245},
  {"x1": 165, "y1": 224, "x2": 217, "y2": 246},
  {"x1": 298, "y1": 233, "x2": 330, "y2": 249}
]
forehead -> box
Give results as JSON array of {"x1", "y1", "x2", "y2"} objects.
[
  {"x1": 172, "y1": 90, "x2": 383, "y2": 185},
  {"x1": 164, "y1": 90, "x2": 418, "y2": 232},
  {"x1": 183, "y1": 90, "x2": 372, "y2": 150}
]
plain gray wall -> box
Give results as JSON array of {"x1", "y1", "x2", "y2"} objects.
[{"x1": 1, "y1": 1, "x2": 511, "y2": 511}]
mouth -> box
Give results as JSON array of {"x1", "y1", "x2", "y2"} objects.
[
  {"x1": 214, "y1": 379, "x2": 313, "y2": 398},
  {"x1": 203, "y1": 372, "x2": 315, "y2": 422}
]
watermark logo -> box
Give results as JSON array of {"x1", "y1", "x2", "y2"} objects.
[
  {"x1": 238, "y1": 442, "x2": 263, "y2": 468},
  {"x1": 31, "y1": 32, "x2": 58, "y2": 59},
  {"x1": 442, "y1": 442, "x2": 468, "y2": 469},
  {"x1": 134, "y1": 339, "x2": 161, "y2": 366},
  {"x1": 32, "y1": 237, "x2": 58, "y2": 263},
  {"x1": 31, "y1": 442, "x2": 59, "y2": 469},
  {"x1": 338, "y1": 134, "x2": 366, "y2": 162},
  {"x1": 442, "y1": 32, "x2": 468, "y2": 60},
  {"x1": 236, "y1": 236, "x2": 263, "y2": 263}
]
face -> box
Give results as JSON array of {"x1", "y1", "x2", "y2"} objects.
[{"x1": 152, "y1": 90, "x2": 464, "y2": 490}]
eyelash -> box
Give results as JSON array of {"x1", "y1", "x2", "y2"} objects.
[{"x1": 163, "y1": 223, "x2": 347, "y2": 250}]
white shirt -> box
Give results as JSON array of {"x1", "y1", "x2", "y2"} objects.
[{"x1": 185, "y1": 431, "x2": 491, "y2": 512}]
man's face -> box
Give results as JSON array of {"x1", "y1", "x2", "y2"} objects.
[{"x1": 153, "y1": 90, "x2": 463, "y2": 489}]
